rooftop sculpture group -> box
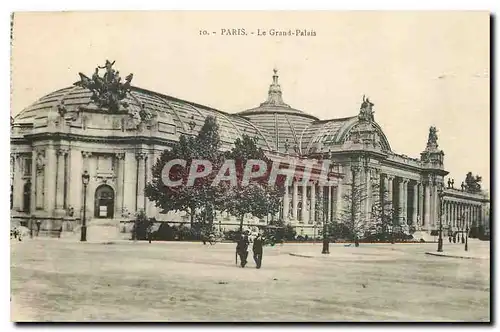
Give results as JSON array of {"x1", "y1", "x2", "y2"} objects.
[
  {"x1": 74, "y1": 60, "x2": 133, "y2": 112},
  {"x1": 426, "y1": 126, "x2": 439, "y2": 150},
  {"x1": 358, "y1": 95, "x2": 375, "y2": 122}
]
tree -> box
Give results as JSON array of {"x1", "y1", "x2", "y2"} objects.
[
  {"x1": 132, "y1": 209, "x2": 153, "y2": 241},
  {"x1": 222, "y1": 135, "x2": 284, "y2": 232},
  {"x1": 145, "y1": 116, "x2": 224, "y2": 227},
  {"x1": 369, "y1": 188, "x2": 402, "y2": 243},
  {"x1": 339, "y1": 168, "x2": 371, "y2": 246},
  {"x1": 262, "y1": 218, "x2": 296, "y2": 245}
]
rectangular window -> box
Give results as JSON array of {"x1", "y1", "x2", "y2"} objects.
[{"x1": 24, "y1": 158, "x2": 32, "y2": 176}]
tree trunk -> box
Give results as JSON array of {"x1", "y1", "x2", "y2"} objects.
[
  {"x1": 190, "y1": 205, "x2": 195, "y2": 228},
  {"x1": 239, "y1": 214, "x2": 244, "y2": 233}
]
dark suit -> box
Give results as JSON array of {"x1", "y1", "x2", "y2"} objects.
[
  {"x1": 253, "y1": 237, "x2": 263, "y2": 269},
  {"x1": 236, "y1": 235, "x2": 249, "y2": 267}
]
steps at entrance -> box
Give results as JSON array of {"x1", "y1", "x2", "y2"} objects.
[
  {"x1": 412, "y1": 231, "x2": 437, "y2": 242},
  {"x1": 65, "y1": 219, "x2": 128, "y2": 243}
]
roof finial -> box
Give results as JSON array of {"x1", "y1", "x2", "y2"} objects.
[
  {"x1": 273, "y1": 68, "x2": 279, "y2": 84},
  {"x1": 260, "y1": 67, "x2": 289, "y2": 108}
]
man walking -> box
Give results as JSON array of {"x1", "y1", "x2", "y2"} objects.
[
  {"x1": 253, "y1": 233, "x2": 264, "y2": 269},
  {"x1": 147, "y1": 222, "x2": 153, "y2": 244},
  {"x1": 236, "y1": 231, "x2": 249, "y2": 268}
]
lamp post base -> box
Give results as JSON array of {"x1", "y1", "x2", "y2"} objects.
[
  {"x1": 437, "y1": 237, "x2": 443, "y2": 252},
  {"x1": 80, "y1": 226, "x2": 87, "y2": 242},
  {"x1": 321, "y1": 240, "x2": 329, "y2": 254}
]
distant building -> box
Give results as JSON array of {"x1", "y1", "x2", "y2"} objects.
[{"x1": 10, "y1": 63, "x2": 489, "y2": 240}]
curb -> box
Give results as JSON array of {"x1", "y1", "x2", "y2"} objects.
[
  {"x1": 424, "y1": 252, "x2": 487, "y2": 260},
  {"x1": 289, "y1": 253, "x2": 315, "y2": 258}
]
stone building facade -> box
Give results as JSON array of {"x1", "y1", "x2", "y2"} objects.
[{"x1": 10, "y1": 63, "x2": 489, "y2": 239}]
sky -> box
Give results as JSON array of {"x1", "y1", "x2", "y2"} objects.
[{"x1": 10, "y1": 11, "x2": 490, "y2": 190}]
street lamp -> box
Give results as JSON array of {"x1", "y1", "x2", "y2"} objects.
[
  {"x1": 321, "y1": 186, "x2": 330, "y2": 254},
  {"x1": 437, "y1": 185, "x2": 445, "y2": 252},
  {"x1": 321, "y1": 161, "x2": 341, "y2": 254},
  {"x1": 81, "y1": 170, "x2": 90, "y2": 242},
  {"x1": 459, "y1": 213, "x2": 466, "y2": 244},
  {"x1": 430, "y1": 176, "x2": 445, "y2": 253},
  {"x1": 465, "y1": 212, "x2": 469, "y2": 252}
]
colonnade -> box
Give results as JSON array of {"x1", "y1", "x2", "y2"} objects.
[
  {"x1": 10, "y1": 148, "x2": 158, "y2": 220},
  {"x1": 441, "y1": 200, "x2": 483, "y2": 231},
  {"x1": 282, "y1": 181, "x2": 343, "y2": 224}
]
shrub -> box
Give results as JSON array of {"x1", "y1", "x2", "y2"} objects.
[{"x1": 131, "y1": 210, "x2": 153, "y2": 240}]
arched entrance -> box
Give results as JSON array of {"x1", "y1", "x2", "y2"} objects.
[{"x1": 94, "y1": 185, "x2": 115, "y2": 218}]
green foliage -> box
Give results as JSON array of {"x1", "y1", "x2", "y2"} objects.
[
  {"x1": 339, "y1": 173, "x2": 370, "y2": 243},
  {"x1": 223, "y1": 134, "x2": 284, "y2": 231},
  {"x1": 369, "y1": 189, "x2": 404, "y2": 242},
  {"x1": 262, "y1": 219, "x2": 296, "y2": 244},
  {"x1": 132, "y1": 209, "x2": 153, "y2": 240},
  {"x1": 145, "y1": 116, "x2": 224, "y2": 225}
]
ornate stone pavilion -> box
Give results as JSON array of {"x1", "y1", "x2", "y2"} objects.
[{"x1": 10, "y1": 62, "x2": 489, "y2": 239}]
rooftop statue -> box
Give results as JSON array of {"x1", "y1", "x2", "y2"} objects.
[
  {"x1": 74, "y1": 60, "x2": 133, "y2": 112},
  {"x1": 426, "y1": 126, "x2": 439, "y2": 150},
  {"x1": 358, "y1": 95, "x2": 375, "y2": 122},
  {"x1": 464, "y1": 172, "x2": 482, "y2": 194}
]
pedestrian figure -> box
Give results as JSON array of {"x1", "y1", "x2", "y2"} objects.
[
  {"x1": 448, "y1": 235, "x2": 452, "y2": 243},
  {"x1": 36, "y1": 220, "x2": 41, "y2": 237},
  {"x1": 236, "y1": 232, "x2": 249, "y2": 268},
  {"x1": 253, "y1": 233, "x2": 264, "y2": 269},
  {"x1": 147, "y1": 222, "x2": 153, "y2": 244}
]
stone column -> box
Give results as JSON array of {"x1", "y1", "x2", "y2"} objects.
[
  {"x1": 404, "y1": 180, "x2": 409, "y2": 223},
  {"x1": 292, "y1": 181, "x2": 298, "y2": 221},
  {"x1": 283, "y1": 184, "x2": 289, "y2": 221},
  {"x1": 116, "y1": 153, "x2": 126, "y2": 217},
  {"x1": 122, "y1": 152, "x2": 137, "y2": 216},
  {"x1": 448, "y1": 202, "x2": 451, "y2": 228},
  {"x1": 310, "y1": 183, "x2": 316, "y2": 223},
  {"x1": 145, "y1": 152, "x2": 154, "y2": 215},
  {"x1": 81, "y1": 152, "x2": 93, "y2": 220},
  {"x1": 398, "y1": 178, "x2": 405, "y2": 222},
  {"x1": 12, "y1": 154, "x2": 23, "y2": 211},
  {"x1": 424, "y1": 184, "x2": 430, "y2": 230},
  {"x1": 44, "y1": 148, "x2": 57, "y2": 215},
  {"x1": 412, "y1": 182, "x2": 418, "y2": 225},
  {"x1": 418, "y1": 183, "x2": 424, "y2": 226},
  {"x1": 327, "y1": 185, "x2": 332, "y2": 223},
  {"x1": 370, "y1": 169, "x2": 380, "y2": 218},
  {"x1": 136, "y1": 152, "x2": 147, "y2": 211},
  {"x1": 454, "y1": 203, "x2": 457, "y2": 228},
  {"x1": 301, "y1": 184, "x2": 307, "y2": 223},
  {"x1": 433, "y1": 185, "x2": 439, "y2": 228},
  {"x1": 29, "y1": 150, "x2": 37, "y2": 214},
  {"x1": 35, "y1": 151, "x2": 45, "y2": 210},
  {"x1": 318, "y1": 185, "x2": 324, "y2": 223},
  {"x1": 82, "y1": 151, "x2": 92, "y2": 171},
  {"x1": 55, "y1": 148, "x2": 68, "y2": 215},
  {"x1": 336, "y1": 180, "x2": 343, "y2": 222},
  {"x1": 387, "y1": 175, "x2": 394, "y2": 209},
  {"x1": 364, "y1": 168, "x2": 371, "y2": 221},
  {"x1": 68, "y1": 149, "x2": 83, "y2": 218}
]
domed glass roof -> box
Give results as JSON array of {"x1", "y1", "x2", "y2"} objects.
[
  {"x1": 236, "y1": 69, "x2": 319, "y2": 153},
  {"x1": 13, "y1": 85, "x2": 274, "y2": 151},
  {"x1": 13, "y1": 64, "x2": 392, "y2": 156}
]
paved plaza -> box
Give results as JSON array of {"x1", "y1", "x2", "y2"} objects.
[{"x1": 11, "y1": 239, "x2": 490, "y2": 322}]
